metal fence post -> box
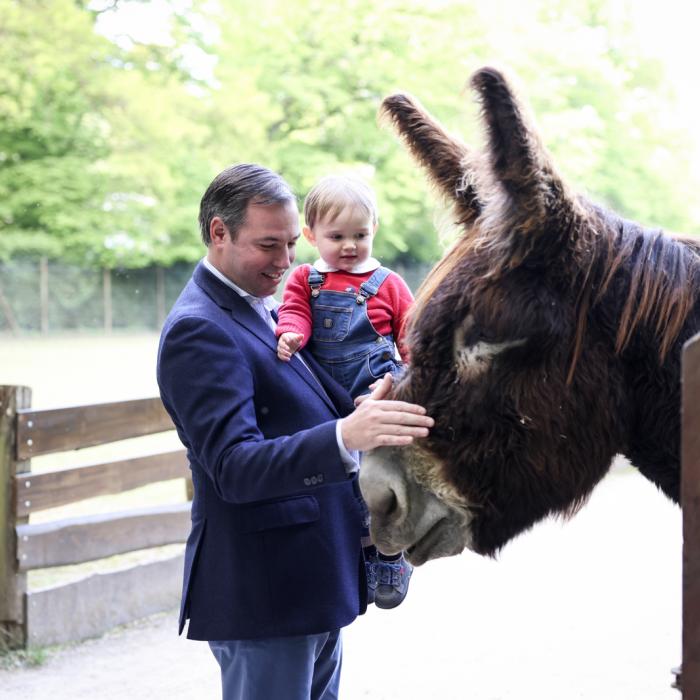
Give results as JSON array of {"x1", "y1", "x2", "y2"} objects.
[
  {"x1": 103, "y1": 268, "x2": 113, "y2": 334},
  {"x1": 39, "y1": 258, "x2": 49, "y2": 334},
  {"x1": 0, "y1": 385, "x2": 31, "y2": 649}
]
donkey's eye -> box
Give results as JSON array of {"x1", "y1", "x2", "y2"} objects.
[
  {"x1": 476, "y1": 329, "x2": 497, "y2": 344},
  {"x1": 461, "y1": 320, "x2": 496, "y2": 347},
  {"x1": 453, "y1": 314, "x2": 527, "y2": 382}
]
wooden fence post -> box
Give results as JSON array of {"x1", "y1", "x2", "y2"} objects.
[
  {"x1": 682, "y1": 333, "x2": 700, "y2": 697},
  {"x1": 0, "y1": 385, "x2": 31, "y2": 649}
]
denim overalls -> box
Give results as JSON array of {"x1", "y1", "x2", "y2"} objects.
[{"x1": 307, "y1": 266, "x2": 401, "y2": 399}]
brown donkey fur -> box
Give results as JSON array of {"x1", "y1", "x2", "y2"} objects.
[{"x1": 364, "y1": 67, "x2": 700, "y2": 558}]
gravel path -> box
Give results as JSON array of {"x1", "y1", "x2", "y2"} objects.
[{"x1": 1, "y1": 468, "x2": 682, "y2": 700}]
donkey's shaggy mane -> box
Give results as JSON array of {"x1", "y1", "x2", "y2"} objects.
[{"x1": 411, "y1": 173, "x2": 700, "y2": 385}]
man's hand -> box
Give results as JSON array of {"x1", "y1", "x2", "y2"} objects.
[
  {"x1": 341, "y1": 374, "x2": 433, "y2": 451},
  {"x1": 277, "y1": 332, "x2": 304, "y2": 361}
]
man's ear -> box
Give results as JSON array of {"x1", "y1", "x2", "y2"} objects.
[
  {"x1": 302, "y1": 225, "x2": 316, "y2": 245},
  {"x1": 210, "y1": 216, "x2": 230, "y2": 246}
]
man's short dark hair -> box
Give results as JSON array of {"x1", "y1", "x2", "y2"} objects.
[{"x1": 199, "y1": 163, "x2": 297, "y2": 245}]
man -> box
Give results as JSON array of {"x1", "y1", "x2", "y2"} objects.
[{"x1": 156, "y1": 163, "x2": 433, "y2": 700}]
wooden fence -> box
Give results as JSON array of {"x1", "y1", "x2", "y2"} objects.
[
  {"x1": 0, "y1": 386, "x2": 189, "y2": 648},
  {"x1": 680, "y1": 331, "x2": 700, "y2": 697}
]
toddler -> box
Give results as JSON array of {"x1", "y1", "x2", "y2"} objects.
[{"x1": 276, "y1": 173, "x2": 414, "y2": 609}]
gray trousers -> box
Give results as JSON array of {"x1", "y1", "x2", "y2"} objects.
[{"x1": 208, "y1": 629, "x2": 342, "y2": 700}]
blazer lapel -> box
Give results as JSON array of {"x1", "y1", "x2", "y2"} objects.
[{"x1": 193, "y1": 263, "x2": 343, "y2": 414}]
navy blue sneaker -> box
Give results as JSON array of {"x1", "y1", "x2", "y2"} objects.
[
  {"x1": 374, "y1": 555, "x2": 413, "y2": 610},
  {"x1": 365, "y1": 556, "x2": 378, "y2": 605}
]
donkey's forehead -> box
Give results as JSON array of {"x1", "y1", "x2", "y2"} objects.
[{"x1": 419, "y1": 264, "x2": 554, "y2": 336}]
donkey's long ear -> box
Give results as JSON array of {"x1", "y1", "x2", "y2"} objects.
[
  {"x1": 470, "y1": 67, "x2": 581, "y2": 267},
  {"x1": 380, "y1": 93, "x2": 480, "y2": 227}
]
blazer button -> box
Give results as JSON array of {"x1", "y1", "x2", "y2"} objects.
[
  {"x1": 310, "y1": 476, "x2": 318, "y2": 485},
  {"x1": 317, "y1": 474, "x2": 324, "y2": 483},
  {"x1": 303, "y1": 478, "x2": 311, "y2": 486}
]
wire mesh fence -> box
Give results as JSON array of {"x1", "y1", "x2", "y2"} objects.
[
  {"x1": 0, "y1": 259, "x2": 194, "y2": 335},
  {"x1": 0, "y1": 258, "x2": 432, "y2": 336}
]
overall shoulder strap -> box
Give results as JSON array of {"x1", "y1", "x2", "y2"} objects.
[{"x1": 356, "y1": 267, "x2": 391, "y2": 304}]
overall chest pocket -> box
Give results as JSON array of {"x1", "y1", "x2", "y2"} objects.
[{"x1": 312, "y1": 304, "x2": 353, "y2": 342}]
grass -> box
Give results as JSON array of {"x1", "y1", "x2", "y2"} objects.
[
  {"x1": 0, "y1": 645, "x2": 48, "y2": 670},
  {"x1": 0, "y1": 332, "x2": 161, "y2": 406},
  {"x1": 1, "y1": 332, "x2": 188, "y2": 590}
]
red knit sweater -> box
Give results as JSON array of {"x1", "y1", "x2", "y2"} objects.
[{"x1": 276, "y1": 264, "x2": 414, "y2": 361}]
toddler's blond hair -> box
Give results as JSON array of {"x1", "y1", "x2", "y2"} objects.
[{"x1": 304, "y1": 174, "x2": 378, "y2": 229}]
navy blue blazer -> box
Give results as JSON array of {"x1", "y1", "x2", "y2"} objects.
[{"x1": 157, "y1": 262, "x2": 368, "y2": 640}]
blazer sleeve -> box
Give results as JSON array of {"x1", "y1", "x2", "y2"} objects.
[{"x1": 157, "y1": 314, "x2": 348, "y2": 504}]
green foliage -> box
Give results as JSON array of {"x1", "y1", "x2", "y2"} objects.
[
  {"x1": 476, "y1": 0, "x2": 697, "y2": 234},
  {"x1": 0, "y1": 0, "x2": 111, "y2": 261},
  {"x1": 206, "y1": 0, "x2": 487, "y2": 263},
  {"x1": 1, "y1": 0, "x2": 698, "y2": 270}
]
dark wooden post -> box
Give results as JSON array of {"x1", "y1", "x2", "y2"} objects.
[
  {"x1": 0, "y1": 385, "x2": 31, "y2": 649},
  {"x1": 681, "y1": 333, "x2": 700, "y2": 697}
]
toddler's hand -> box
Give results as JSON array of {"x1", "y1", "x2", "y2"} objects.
[{"x1": 277, "y1": 332, "x2": 304, "y2": 361}]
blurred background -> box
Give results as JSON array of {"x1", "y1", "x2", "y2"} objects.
[{"x1": 1, "y1": 0, "x2": 700, "y2": 336}]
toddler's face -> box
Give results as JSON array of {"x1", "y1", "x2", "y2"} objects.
[{"x1": 306, "y1": 206, "x2": 377, "y2": 272}]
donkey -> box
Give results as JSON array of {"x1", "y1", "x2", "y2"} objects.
[{"x1": 359, "y1": 66, "x2": 700, "y2": 565}]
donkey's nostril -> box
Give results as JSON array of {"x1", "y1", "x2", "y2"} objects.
[
  {"x1": 359, "y1": 451, "x2": 409, "y2": 528},
  {"x1": 362, "y1": 482, "x2": 397, "y2": 520},
  {"x1": 377, "y1": 487, "x2": 398, "y2": 519}
]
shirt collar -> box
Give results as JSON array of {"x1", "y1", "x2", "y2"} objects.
[
  {"x1": 202, "y1": 257, "x2": 278, "y2": 311},
  {"x1": 313, "y1": 257, "x2": 381, "y2": 274}
]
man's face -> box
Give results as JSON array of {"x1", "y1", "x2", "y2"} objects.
[{"x1": 210, "y1": 201, "x2": 300, "y2": 297}]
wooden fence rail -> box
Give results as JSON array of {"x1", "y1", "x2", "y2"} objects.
[{"x1": 0, "y1": 386, "x2": 189, "y2": 648}]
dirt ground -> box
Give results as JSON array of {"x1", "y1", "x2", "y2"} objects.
[{"x1": 0, "y1": 466, "x2": 683, "y2": 700}]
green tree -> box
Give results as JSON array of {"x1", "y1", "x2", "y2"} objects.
[
  {"x1": 1, "y1": 0, "x2": 698, "y2": 273},
  {"x1": 0, "y1": 0, "x2": 112, "y2": 261},
  {"x1": 470, "y1": 0, "x2": 698, "y2": 233},
  {"x1": 203, "y1": 0, "x2": 489, "y2": 264}
]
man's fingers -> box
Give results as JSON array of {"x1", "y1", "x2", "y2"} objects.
[
  {"x1": 370, "y1": 406, "x2": 434, "y2": 423},
  {"x1": 368, "y1": 373, "x2": 393, "y2": 400},
  {"x1": 376, "y1": 434, "x2": 415, "y2": 446},
  {"x1": 384, "y1": 425, "x2": 430, "y2": 437},
  {"x1": 354, "y1": 393, "x2": 369, "y2": 407},
  {"x1": 362, "y1": 399, "x2": 429, "y2": 416}
]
